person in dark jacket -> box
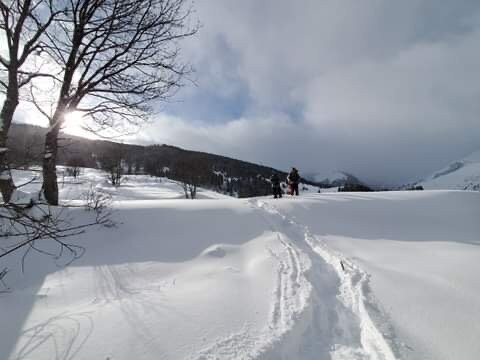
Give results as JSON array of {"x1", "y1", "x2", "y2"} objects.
[
  {"x1": 270, "y1": 173, "x2": 282, "y2": 198},
  {"x1": 287, "y1": 167, "x2": 300, "y2": 196}
]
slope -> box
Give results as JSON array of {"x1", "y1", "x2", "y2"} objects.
[{"x1": 418, "y1": 149, "x2": 480, "y2": 190}]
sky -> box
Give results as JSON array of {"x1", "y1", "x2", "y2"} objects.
[
  {"x1": 130, "y1": 0, "x2": 480, "y2": 186},
  {"x1": 5, "y1": 0, "x2": 480, "y2": 186}
]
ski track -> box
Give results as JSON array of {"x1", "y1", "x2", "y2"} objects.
[
  {"x1": 205, "y1": 198, "x2": 399, "y2": 360},
  {"x1": 193, "y1": 208, "x2": 311, "y2": 360}
]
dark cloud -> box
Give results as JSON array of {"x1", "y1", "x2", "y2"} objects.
[{"x1": 142, "y1": 1, "x2": 480, "y2": 185}]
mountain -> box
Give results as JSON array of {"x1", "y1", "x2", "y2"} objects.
[
  {"x1": 417, "y1": 149, "x2": 480, "y2": 191},
  {"x1": 305, "y1": 170, "x2": 365, "y2": 188},
  {"x1": 6, "y1": 123, "x2": 321, "y2": 197}
]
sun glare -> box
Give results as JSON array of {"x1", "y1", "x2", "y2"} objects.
[
  {"x1": 64, "y1": 110, "x2": 83, "y2": 123},
  {"x1": 63, "y1": 111, "x2": 92, "y2": 138}
]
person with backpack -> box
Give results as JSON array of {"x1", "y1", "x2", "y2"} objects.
[
  {"x1": 270, "y1": 173, "x2": 282, "y2": 198},
  {"x1": 287, "y1": 167, "x2": 300, "y2": 196}
]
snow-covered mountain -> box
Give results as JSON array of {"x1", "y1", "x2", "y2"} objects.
[
  {"x1": 417, "y1": 149, "x2": 480, "y2": 190},
  {"x1": 306, "y1": 170, "x2": 363, "y2": 187}
]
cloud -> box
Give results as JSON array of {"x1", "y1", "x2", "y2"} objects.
[
  {"x1": 145, "y1": 0, "x2": 480, "y2": 185},
  {"x1": 7, "y1": 1, "x2": 479, "y2": 186}
]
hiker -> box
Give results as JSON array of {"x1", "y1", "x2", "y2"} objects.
[
  {"x1": 270, "y1": 173, "x2": 282, "y2": 198},
  {"x1": 287, "y1": 167, "x2": 300, "y2": 196}
]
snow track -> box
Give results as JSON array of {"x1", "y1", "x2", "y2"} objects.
[
  {"x1": 194, "y1": 227, "x2": 312, "y2": 360},
  {"x1": 251, "y1": 199, "x2": 397, "y2": 360}
]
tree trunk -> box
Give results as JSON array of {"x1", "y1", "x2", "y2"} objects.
[
  {"x1": 42, "y1": 125, "x2": 60, "y2": 205},
  {"x1": 0, "y1": 148, "x2": 16, "y2": 203},
  {"x1": 0, "y1": 79, "x2": 19, "y2": 203}
]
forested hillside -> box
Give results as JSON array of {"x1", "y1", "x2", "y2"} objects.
[{"x1": 7, "y1": 124, "x2": 320, "y2": 197}]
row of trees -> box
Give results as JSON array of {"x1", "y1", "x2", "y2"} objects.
[
  {"x1": 1, "y1": 0, "x2": 196, "y2": 204},
  {"x1": 90, "y1": 142, "x2": 278, "y2": 198}
]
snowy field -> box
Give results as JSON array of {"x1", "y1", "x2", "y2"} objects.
[
  {"x1": 1, "y1": 169, "x2": 479, "y2": 360},
  {"x1": 11, "y1": 167, "x2": 231, "y2": 202}
]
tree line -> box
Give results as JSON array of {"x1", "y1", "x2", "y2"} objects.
[{"x1": 7, "y1": 123, "x2": 322, "y2": 198}]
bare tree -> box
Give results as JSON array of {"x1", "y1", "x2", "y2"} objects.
[
  {"x1": 174, "y1": 159, "x2": 206, "y2": 199},
  {"x1": 0, "y1": 0, "x2": 61, "y2": 202},
  {"x1": 182, "y1": 181, "x2": 196, "y2": 199},
  {"x1": 65, "y1": 156, "x2": 85, "y2": 178},
  {"x1": 34, "y1": 0, "x2": 197, "y2": 205},
  {"x1": 98, "y1": 142, "x2": 125, "y2": 186}
]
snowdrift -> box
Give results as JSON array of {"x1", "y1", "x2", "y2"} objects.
[{"x1": 1, "y1": 169, "x2": 479, "y2": 360}]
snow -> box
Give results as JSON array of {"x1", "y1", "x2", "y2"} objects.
[
  {"x1": 1, "y1": 168, "x2": 479, "y2": 360},
  {"x1": 272, "y1": 191, "x2": 480, "y2": 360},
  {"x1": 11, "y1": 167, "x2": 231, "y2": 201},
  {"x1": 419, "y1": 149, "x2": 480, "y2": 190}
]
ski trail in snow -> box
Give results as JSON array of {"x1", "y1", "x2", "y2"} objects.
[
  {"x1": 193, "y1": 198, "x2": 398, "y2": 360},
  {"x1": 252, "y1": 199, "x2": 398, "y2": 360},
  {"x1": 305, "y1": 234, "x2": 398, "y2": 360},
  {"x1": 193, "y1": 209, "x2": 312, "y2": 360},
  {"x1": 267, "y1": 232, "x2": 309, "y2": 335}
]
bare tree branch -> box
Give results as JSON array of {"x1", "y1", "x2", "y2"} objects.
[
  {"x1": 0, "y1": 192, "x2": 113, "y2": 276},
  {"x1": 38, "y1": 0, "x2": 198, "y2": 205}
]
